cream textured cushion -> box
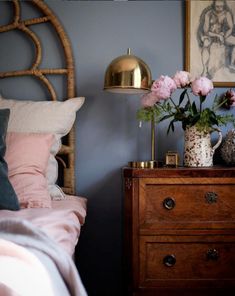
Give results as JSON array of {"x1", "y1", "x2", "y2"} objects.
[{"x1": 0, "y1": 97, "x2": 85, "y2": 199}]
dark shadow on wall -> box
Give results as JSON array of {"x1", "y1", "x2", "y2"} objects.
[{"x1": 75, "y1": 169, "x2": 125, "y2": 296}]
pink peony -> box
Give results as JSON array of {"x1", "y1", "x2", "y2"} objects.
[
  {"x1": 191, "y1": 77, "x2": 213, "y2": 96},
  {"x1": 173, "y1": 71, "x2": 191, "y2": 88},
  {"x1": 140, "y1": 92, "x2": 161, "y2": 107},
  {"x1": 151, "y1": 75, "x2": 177, "y2": 100},
  {"x1": 225, "y1": 89, "x2": 235, "y2": 107}
]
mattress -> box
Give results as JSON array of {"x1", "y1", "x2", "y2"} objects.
[{"x1": 0, "y1": 195, "x2": 87, "y2": 256}]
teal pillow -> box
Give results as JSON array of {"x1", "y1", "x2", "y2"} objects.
[{"x1": 0, "y1": 109, "x2": 19, "y2": 210}]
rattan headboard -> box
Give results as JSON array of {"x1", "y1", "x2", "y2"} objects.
[{"x1": 0, "y1": 0, "x2": 76, "y2": 195}]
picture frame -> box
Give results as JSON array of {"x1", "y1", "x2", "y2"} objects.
[
  {"x1": 165, "y1": 151, "x2": 180, "y2": 167},
  {"x1": 185, "y1": 0, "x2": 235, "y2": 86}
]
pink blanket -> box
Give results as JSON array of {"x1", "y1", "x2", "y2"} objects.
[
  {"x1": 0, "y1": 195, "x2": 87, "y2": 256},
  {"x1": 0, "y1": 218, "x2": 87, "y2": 296}
]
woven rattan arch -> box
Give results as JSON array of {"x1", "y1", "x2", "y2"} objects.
[{"x1": 0, "y1": 0, "x2": 76, "y2": 194}]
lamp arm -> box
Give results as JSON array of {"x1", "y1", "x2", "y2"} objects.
[{"x1": 151, "y1": 116, "x2": 156, "y2": 161}]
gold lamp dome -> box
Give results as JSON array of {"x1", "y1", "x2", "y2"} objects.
[{"x1": 104, "y1": 48, "x2": 152, "y2": 94}]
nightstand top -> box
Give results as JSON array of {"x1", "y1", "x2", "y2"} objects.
[{"x1": 123, "y1": 166, "x2": 235, "y2": 178}]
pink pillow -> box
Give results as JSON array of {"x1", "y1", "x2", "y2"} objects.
[{"x1": 5, "y1": 133, "x2": 54, "y2": 208}]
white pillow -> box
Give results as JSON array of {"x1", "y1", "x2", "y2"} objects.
[{"x1": 0, "y1": 96, "x2": 85, "y2": 199}]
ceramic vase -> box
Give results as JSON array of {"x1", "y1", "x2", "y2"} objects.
[
  {"x1": 184, "y1": 125, "x2": 222, "y2": 167},
  {"x1": 220, "y1": 129, "x2": 235, "y2": 165}
]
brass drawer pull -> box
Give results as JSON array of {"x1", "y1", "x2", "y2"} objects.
[
  {"x1": 163, "y1": 254, "x2": 176, "y2": 267},
  {"x1": 163, "y1": 197, "x2": 175, "y2": 210},
  {"x1": 206, "y1": 249, "x2": 219, "y2": 261},
  {"x1": 205, "y1": 192, "x2": 218, "y2": 204}
]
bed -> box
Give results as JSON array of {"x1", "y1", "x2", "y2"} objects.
[{"x1": 0, "y1": 0, "x2": 87, "y2": 295}]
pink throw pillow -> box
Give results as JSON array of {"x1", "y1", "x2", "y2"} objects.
[{"x1": 5, "y1": 133, "x2": 54, "y2": 208}]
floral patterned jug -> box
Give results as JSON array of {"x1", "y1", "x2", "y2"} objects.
[{"x1": 184, "y1": 126, "x2": 222, "y2": 167}]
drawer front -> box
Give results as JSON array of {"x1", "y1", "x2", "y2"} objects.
[
  {"x1": 139, "y1": 182, "x2": 235, "y2": 230},
  {"x1": 139, "y1": 236, "x2": 235, "y2": 288}
]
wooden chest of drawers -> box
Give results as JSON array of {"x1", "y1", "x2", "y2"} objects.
[{"x1": 123, "y1": 167, "x2": 235, "y2": 296}]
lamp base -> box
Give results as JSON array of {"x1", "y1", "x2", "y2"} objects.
[{"x1": 128, "y1": 160, "x2": 163, "y2": 169}]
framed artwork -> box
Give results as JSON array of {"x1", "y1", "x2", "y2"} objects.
[{"x1": 185, "y1": 0, "x2": 235, "y2": 86}]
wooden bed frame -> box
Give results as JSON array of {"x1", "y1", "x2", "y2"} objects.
[{"x1": 0, "y1": 0, "x2": 76, "y2": 194}]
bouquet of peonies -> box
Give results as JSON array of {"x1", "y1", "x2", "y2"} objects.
[{"x1": 138, "y1": 71, "x2": 235, "y2": 133}]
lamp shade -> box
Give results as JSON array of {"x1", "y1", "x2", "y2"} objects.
[{"x1": 104, "y1": 49, "x2": 152, "y2": 94}]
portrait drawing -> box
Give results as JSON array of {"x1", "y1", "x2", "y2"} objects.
[{"x1": 186, "y1": 0, "x2": 235, "y2": 86}]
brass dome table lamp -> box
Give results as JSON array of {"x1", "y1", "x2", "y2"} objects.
[{"x1": 104, "y1": 48, "x2": 160, "y2": 168}]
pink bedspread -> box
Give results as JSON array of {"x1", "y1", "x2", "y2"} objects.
[
  {"x1": 0, "y1": 218, "x2": 87, "y2": 296},
  {"x1": 0, "y1": 195, "x2": 87, "y2": 256}
]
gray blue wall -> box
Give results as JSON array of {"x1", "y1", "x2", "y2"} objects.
[
  {"x1": 49, "y1": 2, "x2": 183, "y2": 295},
  {"x1": 0, "y1": 1, "x2": 233, "y2": 295}
]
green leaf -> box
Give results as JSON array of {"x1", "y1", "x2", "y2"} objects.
[
  {"x1": 159, "y1": 114, "x2": 173, "y2": 122},
  {"x1": 167, "y1": 119, "x2": 176, "y2": 134},
  {"x1": 209, "y1": 115, "x2": 218, "y2": 125},
  {"x1": 190, "y1": 114, "x2": 200, "y2": 126},
  {"x1": 184, "y1": 101, "x2": 190, "y2": 111},
  {"x1": 166, "y1": 102, "x2": 171, "y2": 112},
  {"x1": 179, "y1": 89, "x2": 187, "y2": 106},
  {"x1": 174, "y1": 111, "x2": 185, "y2": 121},
  {"x1": 192, "y1": 102, "x2": 198, "y2": 115},
  {"x1": 200, "y1": 95, "x2": 206, "y2": 104},
  {"x1": 137, "y1": 108, "x2": 154, "y2": 122}
]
